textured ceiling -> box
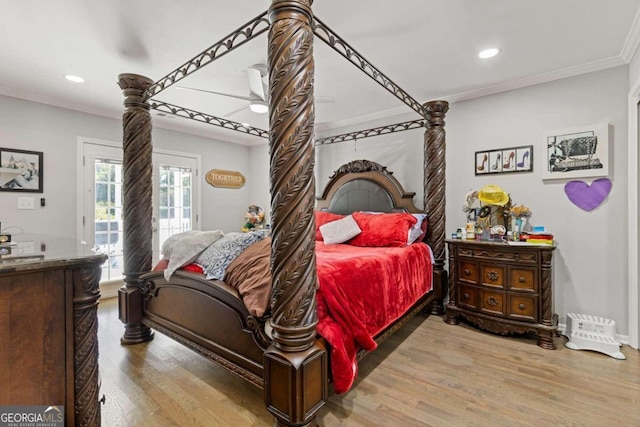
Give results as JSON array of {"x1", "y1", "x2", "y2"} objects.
[{"x1": 1, "y1": 0, "x2": 639, "y2": 145}]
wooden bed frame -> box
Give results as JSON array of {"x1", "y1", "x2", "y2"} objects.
[{"x1": 117, "y1": 2, "x2": 449, "y2": 426}]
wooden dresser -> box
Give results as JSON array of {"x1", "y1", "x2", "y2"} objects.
[
  {"x1": 0, "y1": 236, "x2": 106, "y2": 426},
  {"x1": 445, "y1": 239, "x2": 557, "y2": 349}
]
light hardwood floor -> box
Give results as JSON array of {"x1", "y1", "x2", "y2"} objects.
[{"x1": 98, "y1": 298, "x2": 640, "y2": 426}]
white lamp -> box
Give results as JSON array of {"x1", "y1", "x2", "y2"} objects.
[{"x1": 249, "y1": 99, "x2": 268, "y2": 113}]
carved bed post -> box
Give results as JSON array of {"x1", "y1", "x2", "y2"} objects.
[
  {"x1": 264, "y1": 1, "x2": 327, "y2": 426},
  {"x1": 424, "y1": 100, "x2": 449, "y2": 315},
  {"x1": 117, "y1": 73, "x2": 155, "y2": 345}
]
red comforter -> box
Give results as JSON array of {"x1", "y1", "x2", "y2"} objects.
[{"x1": 315, "y1": 242, "x2": 433, "y2": 393}]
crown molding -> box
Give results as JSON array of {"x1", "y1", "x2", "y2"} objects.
[
  {"x1": 314, "y1": 105, "x2": 411, "y2": 134},
  {"x1": 317, "y1": 55, "x2": 627, "y2": 134},
  {"x1": 0, "y1": 87, "x2": 261, "y2": 146},
  {"x1": 621, "y1": 6, "x2": 640, "y2": 63},
  {"x1": 444, "y1": 56, "x2": 625, "y2": 104}
]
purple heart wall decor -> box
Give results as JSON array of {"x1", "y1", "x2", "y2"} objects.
[{"x1": 564, "y1": 178, "x2": 612, "y2": 211}]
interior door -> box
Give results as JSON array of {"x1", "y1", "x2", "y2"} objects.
[{"x1": 81, "y1": 140, "x2": 200, "y2": 283}]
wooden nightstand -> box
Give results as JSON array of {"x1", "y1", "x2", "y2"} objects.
[{"x1": 445, "y1": 239, "x2": 557, "y2": 349}]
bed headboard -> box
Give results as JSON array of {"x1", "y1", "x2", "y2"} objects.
[{"x1": 315, "y1": 160, "x2": 422, "y2": 214}]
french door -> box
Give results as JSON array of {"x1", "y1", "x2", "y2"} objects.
[{"x1": 80, "y1": 139, "x2": 200, "y2": 284}]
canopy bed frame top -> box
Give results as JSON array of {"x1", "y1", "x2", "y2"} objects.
[{"x1": 117, "y1": 2, "x2": 449, "y2": 426}]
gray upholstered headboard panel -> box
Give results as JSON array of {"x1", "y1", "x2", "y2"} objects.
[
  {"x1": 315, "y1": 160, "x2": 423, "y2": 214},
  {"x1": 327, "y1": 179, "x2": 396, "y2": 214}
]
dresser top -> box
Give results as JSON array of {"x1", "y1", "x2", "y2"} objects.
[
  {"x1": 446, "y1": 238, "x2": 555, "y2": 250},
  {"x1": 0, "y1": 234, "x2": 107, "y2": 273}
]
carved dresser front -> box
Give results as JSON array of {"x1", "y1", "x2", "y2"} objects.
[
  {"x1": 0, "y1": 236, "x2": 106, "y2": 426},
  {"x1": 445, "y1": 239, "x2": 557, "y2": 349}
]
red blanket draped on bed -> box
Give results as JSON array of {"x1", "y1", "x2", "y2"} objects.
[{"x1": 315, "y1": 242, "x2": 433, "y2": 393}]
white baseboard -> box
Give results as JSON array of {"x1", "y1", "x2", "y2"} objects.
[{"x1": 99, "y1": 280, "x2": 123, "y2": 300}]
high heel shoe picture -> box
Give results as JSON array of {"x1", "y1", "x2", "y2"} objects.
[
  {"x1": 476, "y1": 153, "x2": 488, "y2": 172},
  {"x1": 491, "y1": 152, "x2": 502, "y2": 171},
  {"x1": 503, "y1": 151, "x2": 515, "y2": 170},
  {"x1": 517, "y1": 149, "x2": 531, "y2": 170}
]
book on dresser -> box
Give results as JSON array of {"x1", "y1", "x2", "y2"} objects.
[{"x1": 445, "y1": 238, "x2": 557, "y2": 349}]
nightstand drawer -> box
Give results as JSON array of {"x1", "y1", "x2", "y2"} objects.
[
  {"x1": 457, "y1": 284, "x2": 479, "y2": 310},
  {"x1": 509, "y1": 268, "x2": 537, "y2": 292},
  {"x1": 507, "y1": 294, "x2": 538, "y2": 322},
  {"x1": 458, "y1": 261, "x2": 479, "y2": 285},
  {"x1": 480, "y1": 264, "x2": 505, "y2": 289},
  {"x1": 480, "y1": 289, "x2": 506, "y2": 317}
]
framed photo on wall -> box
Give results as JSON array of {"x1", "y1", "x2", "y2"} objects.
[
  {"x1": 541, "y1": 123, "x2": 611, "y2": 180},
  {"x1": 474, "y1": 145, "x2": 532, "y2": 175},
  {"x1": 0, "y1": 148, "x2": 43, "y2": 192}
]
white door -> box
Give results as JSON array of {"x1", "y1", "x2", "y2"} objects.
[
  {"x1": 80, "y1": 140, "x2": 200, "y2": 284},
  {"x1": 153, "y1": 152, "x2": 199, "y2": 263}
]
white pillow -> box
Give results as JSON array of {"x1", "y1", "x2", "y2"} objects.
[
  {"x1": 320, "y1": 215, "x2": 362, "y2": 244},
  {"x1": 162, "y1": 230, "x2": 224, "y2": 281},
  {"x1": 408, "y1": 213, "x2": 428, "y2": 244}
]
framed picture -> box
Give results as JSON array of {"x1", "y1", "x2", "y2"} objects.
[
  {"x1": 0, "y1": 148, "x2": 43, "y2": 192},
  {"x1": 541, "y1": 123, "x2": 611, "y2": 180},
  {"x1": 475, "y1": 145, "x2": 533, "y2": 175}
]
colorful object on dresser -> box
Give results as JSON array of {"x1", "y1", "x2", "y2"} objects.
[
  {"x1": 520, "y1": 231, "x2": 554, "y2": 245},
  {"x1": 242, "y1": 204, "x2": 265, "y2": 232},
  {"x1": 564, "y1": 178, "x2": 612, "y2": 211},
  {"x1": 477, "y1": 184, "x2": 510, "y2": 206}
]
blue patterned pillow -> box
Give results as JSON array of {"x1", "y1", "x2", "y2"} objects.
[{"x1": 196, "y1": 231, "x2": 267, "y2": 280}]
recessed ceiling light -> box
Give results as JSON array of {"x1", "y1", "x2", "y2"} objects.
[
  {"x1": 478, "y1": 48, "x2": 500, "y2": 59},
  {"x1": 64, "y1": 75, "x2": 85, "y2": 83},
  {"x1": 249, "y1": 99, "x2": 268, "y2": 114}
]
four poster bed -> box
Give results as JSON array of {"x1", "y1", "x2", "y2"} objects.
[{"x1": 117, "y1": 2, "x2": 449, "y2": 426}]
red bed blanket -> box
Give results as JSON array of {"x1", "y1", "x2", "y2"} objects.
[
  {"x1": 315, "y1": 242, "x2": 433, "y2": 393},
  {"x1": 164, "y1": 237, "x2": 433, "y2": 394}
]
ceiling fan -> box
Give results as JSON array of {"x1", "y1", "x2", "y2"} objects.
[{"x1": 176, "y1": 64, "x2": 334, "y2": 116}]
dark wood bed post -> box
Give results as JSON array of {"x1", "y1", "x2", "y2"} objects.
[
  {"x1": 424, "y1": 100, "x2": 449, "y2": 315},
  {"x1": 264, "y1": 1, "x2": 327, "y2": 426},
  {"x1": 117, "y1": 73, "x2": 155, "y2": 345}
]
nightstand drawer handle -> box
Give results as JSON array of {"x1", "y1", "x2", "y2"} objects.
[
  {"x1": 518, "y1": 303, "x2": 526, "y2": 310},
  {"x1": 463, "y1": 293, "x2": 470, "y2": 300},
  {"x1": 464, "y1": 269, "x2": 471, "y2": 275},
  {"x1": 487, "y1": 296, "x2": 498, "y2": 307},
  {"x1": 519, "y1": 276, "x2": 526, "y2": 283},
  {"x1": 487, "y1": 270, "x2": 499, "y2": 281}
]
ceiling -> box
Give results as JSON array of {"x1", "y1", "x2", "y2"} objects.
[{"x1": 2, "y1": 0, "x2": 640, "y2": 145}]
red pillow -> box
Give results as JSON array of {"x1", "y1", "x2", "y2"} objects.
[
  {"x1": 349, "y1": 212, "x2": 418, "y2": 247},
  {"x1": 315, "y1": 211, "x2": 345, "y2": 241}
]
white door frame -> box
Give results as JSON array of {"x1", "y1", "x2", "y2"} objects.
[
  {"x1": 77, "y1": 137, "x2": 202, "y2": 265},
  {"x1": 628, "y1": 80, "x2": 640, "y2": 350}
]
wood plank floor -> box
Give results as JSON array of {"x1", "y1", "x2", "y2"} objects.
[{"x1": 98, "y1": 298, "x2": 640, "y2": 426}]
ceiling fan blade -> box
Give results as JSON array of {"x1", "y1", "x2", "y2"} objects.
[
  {"x1": 316, "y1": 96, "x2": 335, "y2": 104},
  {"x1": 247, "y1": 66, "x2": 266, "y2": 100},
  {"x1": 176, "y1": 86, "x2": 251, "y2": 101}
]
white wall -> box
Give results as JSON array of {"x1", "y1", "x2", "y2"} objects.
[
  {"x1": 317, "y1": 66, "x2": 631, "y2": 336},
  {"x1": 0, "y1": 95, "x2": 252, "y2": 238},
  {"x1": 248, "y1": 143, "x2": 271, "y2": 225},
  {"x1": 316, "y1": 126, "x2": 425, "y2": 204}
]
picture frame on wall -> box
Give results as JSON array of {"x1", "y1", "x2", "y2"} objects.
[
  {"x1": 541, "y1": 123, "x2": 611, "y2": 180},
  {"x1": 0, "y1": 147, "x2": 43, "y2": 192},
  {"x1": 474, "y1": 145, "x2": 533, "y2": 176}
]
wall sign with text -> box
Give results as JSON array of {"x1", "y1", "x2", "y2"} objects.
[{"x1": 205, "y1": 169, "x2": 246, "y2": 189}]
